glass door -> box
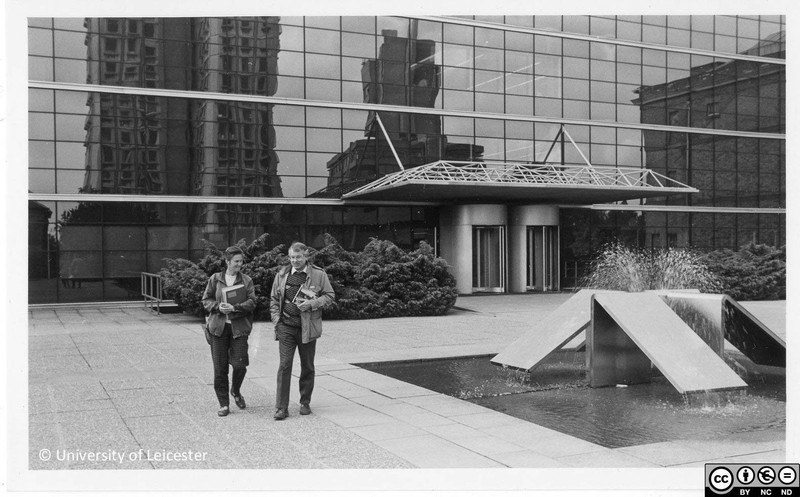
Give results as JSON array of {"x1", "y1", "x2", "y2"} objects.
[
  {"x1": 526, "y1": 226, "x2": 559, "y2": 291},
  {"x1": 472, "y1": 226, "x2": 505, "y2": 292}
]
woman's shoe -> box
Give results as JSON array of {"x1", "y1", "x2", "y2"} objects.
[{"x1": 217, "y1": 406, "x2": 230, "y2": 417}]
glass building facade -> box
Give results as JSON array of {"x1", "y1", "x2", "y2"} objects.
[{"x1": 27, "y1": 15, "x2": 785, "y2": 303}]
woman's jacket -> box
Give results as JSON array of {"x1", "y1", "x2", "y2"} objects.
[{"x1": 202, "y1": 271, "x2": 257, "y2": 339}]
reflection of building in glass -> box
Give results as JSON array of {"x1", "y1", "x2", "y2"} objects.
[
  {"x1": 29, "y1": 200, "x2": 54, "y2": 279},
  {"x1": 191, "y1": 17, "x2": 283, "y2": 244},
  {"x1": 634, "y1": 32, "x2": 785, "y2": 248},
  {"x1": 192, "y1": 17, "x2": 282, "y2": 200},
  {"x1": 83, "y1": 18, "x2": 192, "y2": 196},
  {"x1": 82, "y1": 18, "x2": 283, "y2": 248},
  {"x1": 320, "y1": 27, "x2": 483, "y2": 197},
  {"x1": 27, "y1": 15, "x2": 786, "y2": 303}
]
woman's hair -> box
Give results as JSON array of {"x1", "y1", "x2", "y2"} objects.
[
  {"x1": 223, "y1": 246, "x2": 245, "y2": 261},
  {"x1": 289, "y1": 241, "x2": 308, "y2": 254}
]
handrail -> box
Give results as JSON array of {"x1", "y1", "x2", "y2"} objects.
[{"x1": 141, "y1": 272, "x2": 164, "y2": 315}]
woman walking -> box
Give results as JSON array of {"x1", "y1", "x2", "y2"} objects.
[{"x1": 202, "y1": 246, "x2": 256, "y2": 417}]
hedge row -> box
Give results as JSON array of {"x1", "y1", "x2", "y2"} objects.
[
  {"x1": 159, "y1": 234, "x2": 459, "y2": 320},
  {"x1": 702, "y1": 242, "x2": 786, "y2": 301}
]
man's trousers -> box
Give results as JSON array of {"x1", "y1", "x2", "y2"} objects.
[{"x1": 275, "y1": 322, "x2": 316, "y2": 409}]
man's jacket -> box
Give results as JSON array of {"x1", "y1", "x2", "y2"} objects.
[{"x1": 270, "y1": 264, "x2": 335, "y2": 344}]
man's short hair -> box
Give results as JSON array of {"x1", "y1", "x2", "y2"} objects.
[{"x1": 289, "y1": 241, "x2": 308, "y2": 254}]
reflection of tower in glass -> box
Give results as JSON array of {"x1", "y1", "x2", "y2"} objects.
[
  {"x1": 83, "y1": 18, "x2": 191, "y2": 195},
  {"x1": 192, "y1": 18, "x2": 283, "y2": 243},
  {"x1": 321, "y1": 24, "x2": 483, "y2": 197},
  {"x1": 192, "y1": 17, "x2": 282, "y2": 200},
  {"x1": 363, "y1": 29, "x2": 442, "y2": 157}
]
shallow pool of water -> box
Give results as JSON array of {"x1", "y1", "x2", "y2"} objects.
[{"x1": 358, "y1": 350, "x2": 785, "y2": 448}]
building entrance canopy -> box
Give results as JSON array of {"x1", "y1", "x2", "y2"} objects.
[{"x1": 342, "y1": 160, "x2": 699, "y2": 204}]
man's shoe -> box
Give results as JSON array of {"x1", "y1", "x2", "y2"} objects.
[
  {"x1": 217, "y1": 406, "x2": 230, "y2": 417},
  {"x1": 273, "y1": 408, "x2": 288, "y2": 420},
  {"x1": 299, "y1": 404, "x2": 312, "y2": 415},
  {"x1": 232, "y1": 392, "x2": 246, "y2": 409}
]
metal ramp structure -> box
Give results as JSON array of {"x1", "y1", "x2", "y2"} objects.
[
  {"x1": 490, "y1": 289, "x2": 780, "y2": 394},
  {"x1": 590, "y1": 293, "x2": 747, "y2": 394},
  {"x1": 489, "y1": 289, "x2": 599, "y2": 371},
  {"x1": 659, "y1": 292, "x2": 786, "y2": 368}
]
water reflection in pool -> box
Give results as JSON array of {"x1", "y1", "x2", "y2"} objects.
[{"x1": 358, "y1": 350, "x2": 785, "y2": 448}]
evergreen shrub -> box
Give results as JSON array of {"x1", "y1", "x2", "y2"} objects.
[
  {"x1": 702, "y1": 243, "x2": 786, "y2": 301},
  {"x1": 159, "y1": 234, "x2": 458, "y2": 320}
]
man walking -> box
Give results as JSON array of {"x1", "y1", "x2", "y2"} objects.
[{"x1": 270, "y1": 242, "x2": 335, "y2": 420}]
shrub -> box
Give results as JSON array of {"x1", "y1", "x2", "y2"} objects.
[
  {"x1": 159, "y1": 258, "x2": 209, "y2": 316},
  {"x1": 582, "y1": 242, "x2": 720, "y2": 292},
  {"x1": 703, "y1": 243, "x2": 786, "y2": 301},
  {"x1": 159, "y1": 235, "x2": 458, "y2": 320},
  {"x1": 325, "y1": 239, "x2": 458, "y2": 319}
]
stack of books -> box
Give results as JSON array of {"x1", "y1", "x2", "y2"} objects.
[{"x1": 221, "y1": 284, "x2": 246, "y2": 305}]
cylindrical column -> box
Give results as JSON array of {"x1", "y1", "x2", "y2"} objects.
[
  {"x1": 508, "y1": 205, "x2": 559, "y2": 293},
  {"x1": 439, "y1": 204, "x2": 507, "y2": 295}
]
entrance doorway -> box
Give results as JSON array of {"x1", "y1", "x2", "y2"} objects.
[
  {"x1": 472, "y1": 226, "x2": 505, "y2": 292},
  {"x1": 526, "y1": 226, "x2": 559, "y2": 291}
]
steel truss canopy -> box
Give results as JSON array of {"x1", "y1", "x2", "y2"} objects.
[
  {"x1": 342, "y1": 160, "x2": 699, "y2": 204},
  {"x1": 343, "y1": 124, "x2": 698, "y2": 204}
]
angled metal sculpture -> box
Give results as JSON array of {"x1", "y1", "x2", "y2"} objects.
[
  {"x1": 590, "y1": 293, "x2": 748, "y2": 394},
  {"x1": 658, "y1": 292, "x2": 785, "y2": 368},
  {"x1": 490, "y1": 289, "x2": 600, "y2": 371},
  {"x1": 491, "y1": 288, "x2": 774, "y2": 395}
]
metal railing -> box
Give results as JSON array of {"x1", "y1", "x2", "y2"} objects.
[{"x1": 141, "y1": 272, "x2": 164, "y2": 314}]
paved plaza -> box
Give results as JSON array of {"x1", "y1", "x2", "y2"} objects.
[{"x1": 26, "y1": 293, "x2": 786, "y2": 474}]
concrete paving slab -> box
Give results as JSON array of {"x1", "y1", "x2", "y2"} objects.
[
  {"x1": 447, "y1": 435, "x2": 530, "y2": 457},
  {"x1": 56, "y1": 421, "x2": 139, "y2": 448},
  {"x1": 487, "y1": 450, "x2": 567, "y2": 468},
  {"x1": 39, "y1": 398, "x2": 117, "y2": 414},
  {"x1": 615, "y1": 441, "x2": 718, "y2": 467},
  {"x1": 369, "y1": 384, "x2": 443, "y2": 399},
  {"x1": 315, "y1": 404, "x2": 397, "y2": 428},
  {"x1": 556, "y1": 448, "x2": 659, "y2": 468},
  {"x1": 347, "y1": 392, "x2": 405, "y2": 408},
  {"x1": 675, "y1": 431, "x2": 785, "y2": 460},
  {"x1": 421, "y1": 422, "x2": 486, "y2": 440},
  {"x1": 362, "y1": 400, "x2": 430, "y2": 418},
  {"x1": 374, "y1": 434, "x2": 506, "y2": 468},
  {"x1": 479, "y1": 423, "x2": 594, "y2": 452},
  {"x1": 401, "y1": 411, "x2": 455, "y2": 428},
  {"x1": 29, "y1": 354, "x2": 91, "y2": 374},
  {"x1": 407, "y1": 396, "x2": 496, "y2": 417},
  {"x1": 30, "y1": 407, "x2": 122, "y2": 426},
  {"x1": 716, "y1": 450, "x2": 786, "y2": 464},
  {"x1": 28, "y1": 335, "x2": 79, "y2": 350},
  {"x1": 26, "y1": 296, "x2": 786, "y2": 472},
  {"x1": 349, "y1": 421, "x2": 429, "y2": 442},
  {"x1": 449, "y1": 411, "x2": 521, "y2": 429}
]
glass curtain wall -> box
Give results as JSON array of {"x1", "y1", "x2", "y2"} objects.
[{"x1": 28, "y1": 15, "x2": 786, "y2": 302}]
